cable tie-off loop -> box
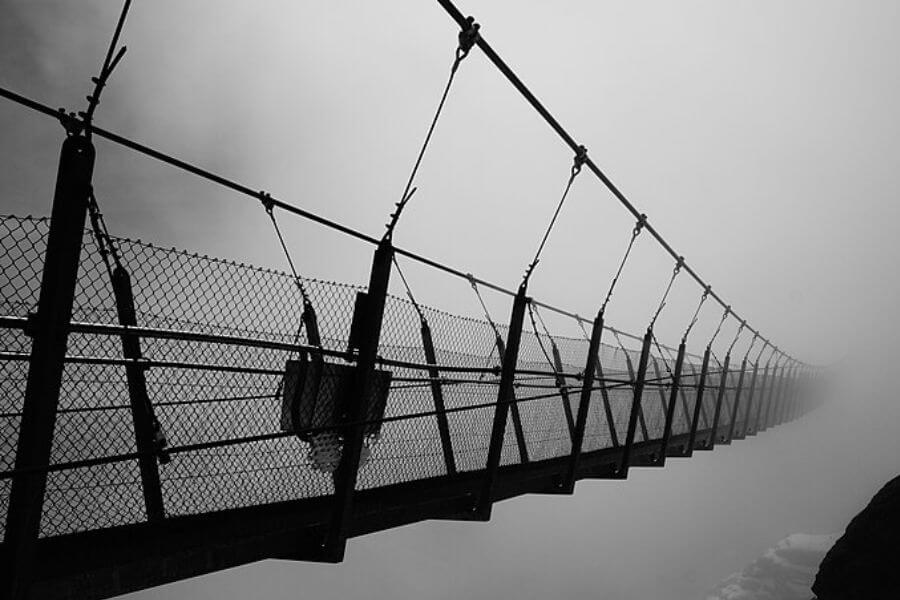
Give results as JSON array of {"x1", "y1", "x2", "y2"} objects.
[
  {"x1": 456, "y1": 16, "x2": 481, "y2": 63},
  {"x1": 633, "y1": 213, "x2": 647, "y2": 237},
  {"x1": 259, "y1": 191, "x2": 275, "y2": 214},
  {"x1": 571, "y1": 145, "x2": 588, "y2": 176}
]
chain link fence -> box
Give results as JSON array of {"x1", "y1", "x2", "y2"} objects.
[{"x1": 1, "y1": 214, "x2": 760, "y2": 541}]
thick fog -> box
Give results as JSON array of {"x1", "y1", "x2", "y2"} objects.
[{"x1": 1, "y1": 1, "x2": 899, "y2": 598}]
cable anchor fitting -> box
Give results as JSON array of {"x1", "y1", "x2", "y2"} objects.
[
  {"x1": 571, "y1": 145, "x2": 588, "y2": 176},
  {"x1": 633, "y1": 214, "x2": 647, "y2": 236},
  {"x1": 259, "y1": 191, "x2": 275, "y2": 214},
  {"x1": 456, "y1": 16, "x2": 481, "y2": 61}
]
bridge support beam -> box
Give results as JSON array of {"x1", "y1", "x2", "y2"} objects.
[
  {"x1": 2, "y1": 135, "x2": 95, "y2": 600},
  {"x1": 737, "y1": 360, "x2": 759, "y2": 439},
  {"x1": 726, "y1": 358, "x2": 747, "y2": 443},
  {"x1": 619, "y1": 328, "x2": 653, "y2": 474},
  {"x1": 688, "y1": 346, "x2": 712, "y2": 451},
  {"x1": 322, "y1": 239, "x2": 392, "y2": 562},
  {"x1": 493, "y1": 336, "x2": 529, "y2": 465},
  {"x1": 420, "y1": 319, "x2": 456, "y2": 475},
  {"x1": 109, "y1": 265, "x2": 166, "y2": 522},
  {"x1": 561, "y1": 311, "x2": 603, "y2": 492},
  {"x1": 709, "y1": 353, "x2": 731, "y2": 447},
  {"x1": 752, "y1": 360, "x2": 772, "y2": 434},
  {"x1": 658, "y1": 341, "x2": 686, "y2": 462},
  {"x1": 475, "y1": 282, "x2": 529, "y2": 519}
]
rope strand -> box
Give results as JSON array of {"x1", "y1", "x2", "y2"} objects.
[
  {"x1": 600, "y1": 214, "x2": 646, "y2": 316},
  {"x1": 524, "y1": 146, "x2": 587, "y2": 281}
]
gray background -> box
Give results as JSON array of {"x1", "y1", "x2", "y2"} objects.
[{"x1": 1, "y1": 1, "x2": 898, "y2": 598}]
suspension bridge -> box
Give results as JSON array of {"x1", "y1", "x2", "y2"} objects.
[{"x1": 0, "y1": 2, "x2": 821, "y2": 599}]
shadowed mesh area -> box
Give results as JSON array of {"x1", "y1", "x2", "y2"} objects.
[{"x1": 0, "y1": 215, "x2": 767, "y2": 540}]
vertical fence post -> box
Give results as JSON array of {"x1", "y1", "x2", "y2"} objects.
[
  {"x1": 753, "y1": 358, "x2": 772, "y2": 434},
  {"x1": 688, "y1": 346, "x2": 712, "y2": 451},
  {"x1": 476, "y1": 282, "x2": 529, "y2": 519},
  {"x1": 709, "y1": 353, "x2": 732, "y2": 447},
  {"x1": 2, "y1": 135, "x2": 95, "y2": 600},
  {"x1": 493, "y1": 336, "x2": 529, "y2": 464},
  {"x1": 563, "y1": 311, "x2": 602, "y2": 491},
  {"x1": 550, "y1": 340, "x2": 576, "y2": 440},
  {"x1": 762, "y1": 358, "x2": 783, "y2": 430},
  {"x1": 322, "y1": 239, "x2": 392, "y2": 562},
  {"x1": 619, "y1": 328, "x2": 653, "y2": 474},
  {"x1": 777, "y1": 362, "x2": 795, "y2": 425},
  {"x1": 659, "y1": 341, "x2": 686, "y2": 462},
  {"x1": 110, "y1": 265, "x2": 165, "y2": 522},
  {"x1": 420, "y1": 319, "x2": 456, "y2": 475},
  {"x1": 726, "y1": 358, "x2": 747, "y2": 443},
  {"x1": 741, "y1": 360, "x2": 760, "y2": 437},
  {"x1": 594, "y1": 358, "x2": 620, "y2": 448},
  {"x1": 620, "y1": 345, "x2": 650, "y2": 444}
]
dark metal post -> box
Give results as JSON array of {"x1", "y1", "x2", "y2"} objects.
[
  {"x1": 776, "y1": 362, "x2": 795, "y2": 425},
  {"x1": 620, "y1": 346, "x2": 650, "y2": 444},
  {"x1": 2, "y1": 135, "x2": 95, "y2": 600},
  {"x1": 563, "y1": 311, "x2": 602, "y2": 491},
  {"x1": 741, "y1": 361, "x2": 760, "y2": 437},
  {"x1": 726, "y1": 358, "x2": 747, "y2": 443},
  {"x1": 753, "y1": 358, "x2": 772, "y2": 433},
  {"x1": 322, "y1": 239, "x2": 392, "y2": 562},
  {"x1": 619, "y1": 328, "x2": 653, "y2": 475},
  {"x1": 550, "y1": 340, "x2": 576, "y2": 439},
  {"x1": 709, "y1": 353, "x2": 731, "y2": 447},
  {"x1": 110, "y1": 265, "x2": 165, "y2": 521},
  {"x1": 651, "y1": 357, "x2": 670, "y2": 428},
  {"x1": 762, "y1": 359, "x2": 783, "y2": 430},
  {"x1": 476, "y1": 282, "x2": 529, "y2": 519},
  {"x1": 659, "y1": 341, "x2": 686, "y2": 462},
  {"x1": 594, "y1": 358, "x2": 619, "y2": 448},
  {"x1": 493, "y1": 336, "x2": 529, "y2": 464},
  {"x1": 420, "y1": 319, "x2": 456, "y2": 475},
  {"x1": 688, "y1": 347, "x2": 712, "y2": 451}
]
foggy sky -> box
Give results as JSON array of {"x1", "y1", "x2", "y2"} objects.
[{"x1": 2, "y1": 1, "x2": 899, "y2": 599}]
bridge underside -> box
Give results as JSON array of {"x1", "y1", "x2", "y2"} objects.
[{"x1": 6, "y1": 431, "x2": 723, "y2": 600}]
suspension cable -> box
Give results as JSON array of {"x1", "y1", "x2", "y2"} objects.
[
  {"x1": 386, "y1": 17, "x2": 479, "y2": 239},
  {"x1": 683, "y1": 285, "x2": 711, "y2": 342},
  {"x1": 726, "y1": 320, "x2": 746, "y2": 356},
  {"x1": 648, "y1": 257, "x2": 683, "y2": 330},
  {"x1": 524, "y1": 146, "x2": 588, "y2": 281},
  {"x1": 708, "y1": 305, "x2": 731, "y2": 349},
  {"x1": 743, "y1": 332, "x2": 759, "y2": 362},
  {"x1": 600, "y1": 215, "x2": 646, "y2": 316},
  {"x1": 392, "y1": 256, "x2": 426, "y2": 323},
  {"x1": 467, "y1": 274, "x2": 503, "y2": 344},
  {"x1": 80, "y1": 0, "x2": 132, "y2": 136},
  {"x1": 260, "y1": 193, "x2": 312, "y2": 307}
]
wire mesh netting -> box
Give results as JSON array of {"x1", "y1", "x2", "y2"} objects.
[{"x1": 0, "y1": 214, "x2": 758, "y2": 540}]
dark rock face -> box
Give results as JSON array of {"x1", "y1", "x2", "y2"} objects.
[{"x1": 812, "y1": 474, "x2": 900, "y2": 600}]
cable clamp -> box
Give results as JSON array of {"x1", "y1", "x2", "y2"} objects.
[
  {"x1": 259, "y1": 191, "x2": 274, "y2": 214},
  {"x1": 457, "y1": 16, "x2": 481, "y2": 59},
  {"x1": 633, "y1": 214, "x2": 647, "y2": 236},
  {"x1": 571, "y1": 145, "x2": 588, "y2": 175}
]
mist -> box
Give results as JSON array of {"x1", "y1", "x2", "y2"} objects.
[{"x1": 2, "y1": 1, "x2": 899, "y2": 598}]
